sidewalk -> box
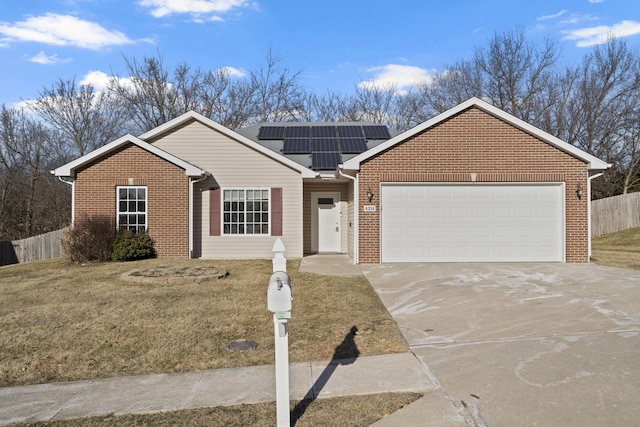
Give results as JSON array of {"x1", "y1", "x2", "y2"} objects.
[{"x1": 0, "y1": 352, "x2": 436, "y2": 426}]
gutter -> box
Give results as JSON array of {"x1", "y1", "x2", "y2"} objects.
[
  {"x1": 587, "y1": 172, "x2": 605, "y2": 261},
  {"x1": 189, "y1": 172, "x2": 211, "y2": 259},
  {"x1": 337, "y1": 166, "x2": 358, "y2": 265},
  {"x1": 55, "y1": 174, "x2": 75, "y2": 226}
]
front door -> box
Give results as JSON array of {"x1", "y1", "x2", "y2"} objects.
[{"x1": 314, "y1": 193, "x2": 341, "y2": 253}]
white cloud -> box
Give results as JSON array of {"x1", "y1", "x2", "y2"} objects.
[
  {"x1": 219, "y1": 66, "x2": 245, "y2": 77},
  {"x1": 538, "y1": 10, "x2": 567, "y2": 21},
  {"x1": 564, "y1": 20, "x2": 640, "y2": 47},
  {"x1": 139, "y1": 0, "x2": 251, "y2": 19},
  {"x1": 28, "y1": 51, "x2": 70, "y2": 65},
  {"x1": 589, "y1": 0, "x2": 605, "y2": 3},
  {"x1": 80, "y1": 71, "x2": 112, "y2": 90},
  {"x1": 79, "y1": 70, "x2": 142, "y2": 93},
  {"x1": 0, "y1": 13, "x2": 133, "y2": 50},
  {"x1": 359, "y1": 64, "x2": 435, "y2": 91}
]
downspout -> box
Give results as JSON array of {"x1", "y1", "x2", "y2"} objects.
[
  {"x1": 338, "y1": 166, "x2": 358, "y2": 265},
  {"x1": 587, "y1": 172, "x2": 604, "y2": 261},
  {"x1": 56, "y1": 176, "x2": 75, "y2": 226},
  {"x1": 189, "y1": 173, "x2": 210, "y2": 259}
]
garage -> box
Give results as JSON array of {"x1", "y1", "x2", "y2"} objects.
[{"x1": 380, "y1": 183, "x2": 564, "y2": 262}]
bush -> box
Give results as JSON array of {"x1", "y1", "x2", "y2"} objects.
[
  {"x1": 110, "y1": 229, "x2": 156, "y2": 261},
  {"x1": 61, "y1": 215, "x2": 116, "y2": 263}
]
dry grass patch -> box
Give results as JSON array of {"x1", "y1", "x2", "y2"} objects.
[
  {"x1": 0, "y1": 258, "x2": 407, "y2": 387},
  {"x1": 15, "y1": 393, "x2": 422, "y2": 427},
  {"x1": 592, "y1": 227, "x2": 640, "y2": 270}
]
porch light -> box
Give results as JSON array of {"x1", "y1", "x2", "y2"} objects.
[
  {"x1": 366, "y1": 189, "x2": 374, "y2": 202},
  {"x1": 576, "y1": 184, "x2": 583, "y2": 200}
]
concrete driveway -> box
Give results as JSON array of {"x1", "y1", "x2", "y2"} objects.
[{"x1": 362, "y1": 263, "x2": 640, "y2": 426}]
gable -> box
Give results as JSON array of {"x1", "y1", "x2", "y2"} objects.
[
  {"x1": 140, "y1": 112, "x2": 316, "y2": 178},
  {"x1": 343, "y1": 97, "x2": 610, "y2": 171},
  {"x1": 149, "y1": 120, "x2": 305, "y2": 185},
  {"x1": 362, "y1": 106, "x2": 586, "y2": 172},
  {"x1": 53, "y1": 134, "x2": 205, "y2": 178}
]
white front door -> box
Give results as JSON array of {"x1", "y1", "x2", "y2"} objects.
[{"x1": 314, "y1": 193, "x2": 341, "y2": 253}]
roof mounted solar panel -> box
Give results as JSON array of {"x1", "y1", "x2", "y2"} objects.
[
  {"x1": 285, "y1": 126, "x2": 310, "y2": 138},
  {"x1": 283, "y1": 138, "x2": 311, "y2": 154},
  {"x1": 339, "y1": 137, "x2": 368, "y2": 153},
  {"x1": 257, "y1": 126, "x2": 285, "y2": 140},
  {"x1": 311, "y1": 138, "x2": 339, "y2": 152},
  {"x1": 337, "y1": 126, "x2": 364, "y2": 138},
  {"x1": 311, "y1": 152, "x2": 341, "y2": 170},
  {"x1": 311, "y1": 126, "x2": 337, "y2": 138},
  {"x1": 362, "y1": 125, "x2": 391, "y2": 139}
]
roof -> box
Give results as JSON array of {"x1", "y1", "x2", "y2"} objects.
[
  {"x1": 342, "y1": 97, "x2": 611, "y2": 171},
  {"x1": 139, "y1": 111, "x2": 317, "y2": 178},
  {"x1": 237, "y1": 122, "x2": 397, "y2": 171},
  {"x1": 52, "y1": 134, "x2": 206, "y2": 178}
]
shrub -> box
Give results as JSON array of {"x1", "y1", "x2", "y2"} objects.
[
  {"x1": 61, "y1": 215, "x2": 116, "y2": 263},
  {"x1": 110, "y1": 229, "x2": 156, "y2": 261}
]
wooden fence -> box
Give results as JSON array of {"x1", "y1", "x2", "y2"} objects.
[
  {"x1": 0, "y1": 228, "x2": 67, "y2": 266},
  {"x1": 591, "y1": 192, "x2": 640, "y2": 238}
]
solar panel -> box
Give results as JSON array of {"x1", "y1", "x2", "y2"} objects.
[
  {"x1": 362, "y1": 125, "x2": 391, "y2": 139},
  {"x1": 283, "y1": 138, "x2": 311, "y2": 154},
  {"x1": 339, "y1": 137, "x2": 368, "y2": 153},
  {"x1": 285, "y1": 126, "x2": 310, "y2": 138},
  {"x1": 311, "y1": 138, "x2": 339, "y2": 152},
  {"x1": 337, "y1": 126, "x2": 363, "y2": 138},
  {"x1": 311, "y1": 152, "x2": 342, "y2": 169},
  {"x1": 311, "y1": 126, "x2": 337, "y2": 138},
  {"x1": 257, "y1": 126, "x2": 285, "y2": 140}
]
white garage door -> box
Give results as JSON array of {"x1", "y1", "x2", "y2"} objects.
[{"x1": 381, "y1": 184, "x2": 564, "y2": 262}]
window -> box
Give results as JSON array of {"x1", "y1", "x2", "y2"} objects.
[
  {"x1": 117, "y1": 186, "x2": 147, "y2": 232},
  {"x1": 223, "y1": 189, "x2": 269, "y2": 235}
]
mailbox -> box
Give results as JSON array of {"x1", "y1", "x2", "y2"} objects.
[{"x1": 268, "y1": 271, "x2": 292, "y2": 312}]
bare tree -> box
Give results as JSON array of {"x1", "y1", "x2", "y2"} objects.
[
  {"x1": 249, "y1": 50, "x2": 306, "y2": 124},
  {"x1": 0, "y1": 106, "x2": 70, "y2": 238},
  {"x1": 421, "y1": 28, "x2": 560, "y2": 122},
  {"x1": 109, "y1": 53, "x2": 204, "y2": 132},
  {"x1": 30, "y1": 78, "x2": 127, "y2": 157}
]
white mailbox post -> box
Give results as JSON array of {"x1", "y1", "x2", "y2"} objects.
[{"x1": 269, "y1": 239, "x2": 292, "y2": 427}]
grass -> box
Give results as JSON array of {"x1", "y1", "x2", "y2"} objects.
[
  {"x1": 13, "y1": 393, "x2": 423, "y2": 427},
  {"x1": 591, "y1": 227, "x2": 640, "y2": 270},
  {"x1": 0, "y1": 258, "x2": 407, "y2": 387}
]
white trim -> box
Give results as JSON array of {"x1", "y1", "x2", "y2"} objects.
[
  {"x1": 221, "y1": 187, "x2": 272, "y2": 237},
  {"x1": 342, "y1": 97, "x2": 611, "y2": 171},
  {"x1": 116, "y1": 185, "x2": 148, "y2": 231},
  {"x1": 139, "y1": 111, "x2": 317, "y2": 178},
  {"x1": 53, "y1": 134, "x2": 206, "y2": 178}
]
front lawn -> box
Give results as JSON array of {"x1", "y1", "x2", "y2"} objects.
[
  {"x1": 591, "y1": 227, "x2": 640, "y2": 270},
  {"x1": 0, "y1": 258, "x2": 407, "y2": 387}
]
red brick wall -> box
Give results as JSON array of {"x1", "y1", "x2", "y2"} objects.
[
  {"x1": 358, "y1": 107, "x2": 589, "y2": 263},
  {"x1": 74, "y1": 143, "x2": 191, "y2": 258}
]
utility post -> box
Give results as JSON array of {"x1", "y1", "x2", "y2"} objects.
[{"x1": 268, "y1": 239, "x2": 292, "y2": 427}]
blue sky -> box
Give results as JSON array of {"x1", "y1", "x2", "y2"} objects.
[{"x1": 1, "y1": 0, "x2": 639, "y2": 107}]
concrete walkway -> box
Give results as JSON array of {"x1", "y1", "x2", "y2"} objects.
[{"x1": 0, "y1": 353, "x2": 434, "y2": 425}]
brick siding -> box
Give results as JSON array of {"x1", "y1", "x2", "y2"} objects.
[
  {"x1": 74, "y1": 143, "x2": 191, "y2": 258},
  {"x1": 358, "y1": 107, "x2": 589, "y2": 263}
]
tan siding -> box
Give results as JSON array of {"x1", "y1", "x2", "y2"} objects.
[
  {"x1": 302, "y1": 182, "x2": 349, "y2": 254},
  {"x1": 153, "y1": 121, "x2": 304, "y2": 259}
]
